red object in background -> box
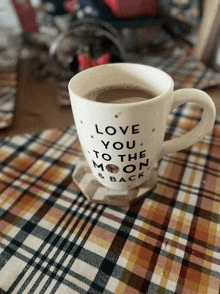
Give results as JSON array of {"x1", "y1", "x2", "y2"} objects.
[
  {"x1": 78, "y1": 54, "x2": 111, "y2": 70},
  {"x1": 12, "y1": 0, "x2": 38, "y2": 33},
  {"x1": 102, "y1": 0, "x2": 158, "y2": 18},
  {"x1": 64, "y1": 0, "x2": 78, "y2": 14}
]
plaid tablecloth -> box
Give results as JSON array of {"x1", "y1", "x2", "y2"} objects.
[{"x1": 0, "y1": 99, "x2": 220, "y2": 293}]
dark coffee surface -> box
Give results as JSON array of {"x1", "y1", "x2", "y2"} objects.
[{"x1": 84, "y1": 85, "x2": 155, "y2": 103}]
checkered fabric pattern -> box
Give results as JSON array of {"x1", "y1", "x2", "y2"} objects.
[
  {"x1": 138, "y1": 45, "x2": 220, "y2": 90},
  {"x1": 0, "y1": 100, "x2": 220, "y2": 293}
]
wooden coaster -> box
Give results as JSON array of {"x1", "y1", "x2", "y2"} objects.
[{"x1": 72, "y1": 155, "x2": 158, "y2": 207}]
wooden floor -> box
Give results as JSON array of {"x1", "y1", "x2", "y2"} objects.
[
  {"x1": 0, "y1": 59, "x2": 220, "y2": 140},
  {"x1": 0, "y1": 59, "x2": 74, "y2": 139}
]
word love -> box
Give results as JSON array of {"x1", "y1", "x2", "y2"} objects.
[{"x1": 95, "y1": 124, "x2": 140, "y2": 136}]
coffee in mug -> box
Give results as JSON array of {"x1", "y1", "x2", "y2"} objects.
[{"x1": 84, "y1": 84, "x2": 155, "y2": 103}]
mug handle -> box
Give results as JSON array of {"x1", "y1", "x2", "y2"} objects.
[{"x1": 159, "y1": 88, "x2": 216, "y2": 159}]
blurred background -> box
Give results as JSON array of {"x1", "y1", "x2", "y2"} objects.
[{"x1": 0, "y1": 0, "x2": 220, "y2": 138}]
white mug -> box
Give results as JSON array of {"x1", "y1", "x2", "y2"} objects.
[{"x1": 68, "y1": 63, "x2": 216, "y2": 191}]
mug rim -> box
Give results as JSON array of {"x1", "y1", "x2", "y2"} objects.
[{"x1": 68, "y1": 63, "x2": 174, "y2": 107}]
